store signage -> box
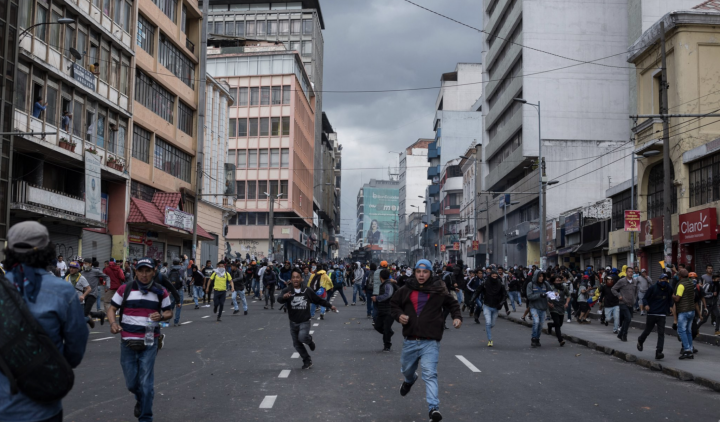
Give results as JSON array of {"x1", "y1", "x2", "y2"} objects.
[
  {"x1": 128, "y1": 231, "x2": 145, "y2": 244},
  {"x1": 440, "y1": 245, "x2": 446, "y2": 252},
  {"x1": 679, "y1": 208, "x2": 718, "y2": 244},
  {"x1": 640, "y1": 216, "x2": 663, "y2": 246},
  {"x1": 453, "y1": 242, "x2": 460, "y2": 251},
  {"x1": 565, "y1": 213, "x2": 581, "y2": 234},
  {"x1": 624, "y1": 210, "x2": 641, "y2": 232},
  {"x1": 165, "y1": 207, "x2": 194, "y2": 231},
  {"x1": 72, "y1": 63, "x2": 96, "y2": 91},
  {"x1": 472, "y1": 240, "x2": 479, "y2": 250}
]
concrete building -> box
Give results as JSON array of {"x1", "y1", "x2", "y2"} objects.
[
  {"x1": 316, "y1": 112, "x2": 340, "y2": 259},
  {"x1": 459, "y1": 145, "x2": 481, "y2": 267},
  {"x1": 356, "y1": 179, "x2": 400, "y2": 262},
  {"x1": 207, "y1": 42, "x2": 316, "y2": 262},
  {"x1": 437, "y1": 158, "x2": 463, "y2": 264},
  {"x1": 398, "y1": 139, "x2": 431, "y2": 257},
  {"x1": 481, "y1": 0, "x2": 631, "y2": 267},
  {"x1": 337, "y1": 234, "x2": 351, "y2": 261},
  {"x1": 0, "y1": 0, "x2": 17, "y2": 250}
]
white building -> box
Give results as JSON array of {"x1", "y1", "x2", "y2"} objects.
[{"x1": 399, "y1": 139, "x2": 432, "y2": 255}]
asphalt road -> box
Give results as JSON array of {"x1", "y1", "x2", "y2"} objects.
[{"x1": 62, "y1": 290, "x2": 720, "y2": 422}]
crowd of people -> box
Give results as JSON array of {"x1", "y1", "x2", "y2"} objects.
[{"x1": 2, "y1": 220, "x2": 719, "y2": 422}]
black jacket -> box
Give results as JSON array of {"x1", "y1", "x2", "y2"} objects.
[
  {"x1": 155, "y1": 273, "x2": 180, "y2": 304},
  {"x1": 389, "y1": 276, "x2": 462, "y2": 341},
  {"x1": 599, "y1": 284, "x2": 619, "y2": 307},
  {"x1": 478, "y1": 277, "x2": 507, "y2": 308},
  {"x1": 277, "y1": 286, "x2": 332, "y2": 323},
  {"x1": 230, "y1": 268, "x2": 245, "y2": 290}
]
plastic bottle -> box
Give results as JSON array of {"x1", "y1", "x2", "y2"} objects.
[{"x1": 144, "y1": 319, "x2": 155, "y2": 346}]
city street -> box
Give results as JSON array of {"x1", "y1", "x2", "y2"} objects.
[{"x1": 63, "y1": 289, "x2": 720, "y2": 422}]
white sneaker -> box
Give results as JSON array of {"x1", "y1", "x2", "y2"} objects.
[
  {"x1": 597, "y1": 310, "x2": 602, "y2": 314},
  {"x1": 567, "y1": 319, "x2": 571, "y2": 323}
]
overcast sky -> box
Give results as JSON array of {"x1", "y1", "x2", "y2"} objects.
[{"x1": 320, "y1": 0, "x2": 483, "y2": 240}]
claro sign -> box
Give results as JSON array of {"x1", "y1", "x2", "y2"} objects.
[{"x1": 679, "y1": 208, "x2": 718, "y2": 244}]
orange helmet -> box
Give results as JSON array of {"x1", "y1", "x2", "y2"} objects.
[
  {"x1": 380, "y1": 261, "x2": 388, "y2": 268},
  {"x1": 688, "y1": 272, "x2": 698, "y2": 278}
]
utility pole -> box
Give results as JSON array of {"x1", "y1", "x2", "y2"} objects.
[
  {"x1": 192, "y1": 0, "x2": 208, "y2": 262},
  {"x1": 485, "y1": 195, "x2": 490, "y2": 269},
  {"x1": 268, "y1": 194, "x2": 275, "y2": 260},
  {"x1": 660, "y1": 21, "x2": 673, "y2": 269},
  {"x1": 541, "y1": 157, "x2": 548, "y2": 268}
]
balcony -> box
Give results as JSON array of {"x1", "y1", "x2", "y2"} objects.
[
  {"x1": 11, "y1": 181, "x2": 106, "y2": 228},
  {"x1": 428, "y1": 185, "x2": 440, "y2": 196},
  {"x1": 186, "y1": 38, "x2": 195, "y2": 54},
  {"x1": 431, "y1": 202, "x2": 440, "y2": 214},
  {"x1": 427, "y1": 165, "x2": 440, "y2": 180}
]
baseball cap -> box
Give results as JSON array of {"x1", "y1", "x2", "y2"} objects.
[
  {"x1": 641, "y1": 268, "x2": 647, "y2": 273},
  {"x1": 659, "y1": 273, "x2": 669, "y2": 280},
  {"x1": 414, "y1": 259, "x2": 432, "y2": 270},
  {"x1": 7, "y1": 221, "x2": 50, "y2": 254},
  {"x1": 136, "y1": 257, "x2": 155, "y2": 270},
  {"x1": 69, "y1": 261, "x2": 80, "y2": 269},
  {"x1": 380, "y1": 260, "x2": 388, "y2": 268}
]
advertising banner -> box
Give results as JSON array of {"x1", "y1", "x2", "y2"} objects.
[
  {"x1": 440, "y1": 245, "x2": 446, "y2": 252},
  {"x1": 85, "y1": 151, "x2": 102, "y2": 221},
  {"x1": 453, "y1": 242, "x2": 460, "y2": 251},
  {"x1": 363, "y1": 186, "x2": 399, "y2": 252},
  {"x1": 565, "y1": 212, "x2": 581, "y2": 234},
  {"x1": 165, "y1": 207, "x2": 194, "y2": 231},
  {"x1": 624, "y1": 210, "x2": 640, "y2": 232},
  {"x1": 679, "y1": 208, "x2": 718, "y2": 243},
  {"x1": 472, "y1": 240, "x2": 479, "y2": 250}
]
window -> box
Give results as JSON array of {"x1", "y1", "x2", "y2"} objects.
[
  {"x1": 214, "y1": 21, "x2": 223, "y2": 35},
  {"x1": 64, "y1": 24, "x2": 75, "y2": 60},
  {"x1": 137, "y1": 15, "x2": 156, "y2": 55},
  {"x1": 258, "y1": 181, "x2": 267, "y2": 196},
  {"x1": 236, "y1": 21, "x2": 245, "y2": 36},
  {"x1": 36, "y1": 7, "x2": 47, "y2": 41},
  {"x1": 249, "y1": 118, "x2": 258, "y2": 136},
  {"x1": 15, "y1": 67, "x2": 28, "y2": 113},
  {"x1": 250, "y1": 87, "x2": 259, "y2": 105},
  {"x1": 177, "y1": 101, "x2": 193, "y2": 134},
  {"x1": 247, "y1": 180, "x2": 256, "y2": 199},
  {"x1": 238, "y1": 87, "x2": 248, "y2": 106},
  {"x1": 159, "y1": 33, "x2": 195, "y2": 88},
  {"x1": 237, "y1": 150, "x2": 246, "y2": 167},
  {"x1": 103, "y1": 0, "x2": 111, "y2": 15},
  {"x1": 261, "y1": 86, "x2": 270, "y2": 105},
  {"x1": 238, "y1": 118, "x2": 247, "y2": 136},
  {"x1": 225, "y1": 21, "x2": 234, "y2": 36},
  {"x1": 153, "y1": 0, "x2": 177, "y2": 21},
  {"x1": 271, "y1": 117, "x2": 280, "y2": 136},
  {"x1": 291, "y1": 19, "x2": 300, "y2": 34},
  {"x1": 690, "y1": 154, "x2": 720, "y2": 208},
  {"x1": 237, "y1": 213, "x2": 247, "y2": 224},
  {"x1": 270, "y1": 149, "x2": 279, "y2": 167},
  {"x1": 154, "y1": 137, "x2": 191, "y2": 182},
  {"x1": 268, "y1": 21, "x2": 277, "y2": 35},
  {"x1": 282, "y1": 85, "x2": 291, "y2": 104},
  {"x1": 257, "y1": 213, "x2": 267, "y2": 225},
  {"x1": 647, "y1": 163, "x2": 677, "y2": 219},
  {"x1": 289, "y1": 41, "x2": 299, "y2": 53},
  {"x1": 111, "y1": 53, "x2": 120, "y2": 89},
  {"x1": 248, "y1": 149, "x2": 257, "y2": 167},
  {"x1": 96, "y1": 113, "x2": 105, "y2": 148},
  {"x1": 100, "y1": 43, "x2": 109, "y2": 81},
  {"x1": 257, "y1": 20, "x2": 266, "y2": 35},
  {"x1": 281, "y1": 148, "x2": 289, "y2": 167},
  {"x1": 281, "y1": 116, "x2": 290, "y2": 136},
  {"x1": 123, "y1": 0, "x2": 132, "y2": 30},
  {"x1": 132, "y1": 125, "x2": 151, "y2": 163},
  {"x1": 259, "y1": 149, "x2": 268, "y2": 168},
  {"x1": 246, "y1": 20, "x2": 255, "y2": 36},
  {"x1": 227, "y1": 150, "x2": 235, "y2": 166},
  {"x1": 302, "y1": 19, "x2": 313, "y2": 34},
  {"x1": 260, "y1": 117, "x2": 269, "y2": 136},
  {"x1": 49, "y1": 11, "x2": 61, "y2": 49},
  {"x1": 270, "y1": 180, "x2": 279, "y2": 197},
  {"x1": 229, "y1": 118, "x2": 237, "y2": 137},
  {"x1": 236, "y1": 181, "x2": 245, "y2": 199},
  {"x1": 279, "y1": 20, "x2": 289, "y2": 35},
  {"x1": 611, "y1": 190, "x2": 632, "y2": 231},
  {"x1": 301, "y1": 41, "x2": 312, "y2": 56},
  {"x1": 280, "y1": 180, "x2": 288, "y2": 196},
  {"x1": 270, "y1": 86, "x2": 281, "y2": 105},
  {"x1": 135, "y1": 71, "x2": 175, "y2": 123},
  {"x1": 247, "y1": 212, "x2": 256, "y2": 225},
  {"x1": 19, "y1": 0, "x2": 32, "y2": 29},
  {"x1": 120, "y1": 58, "x2": 129, "y2": 95}
]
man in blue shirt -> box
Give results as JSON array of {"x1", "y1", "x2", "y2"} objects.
[
  {"x1": 0, "y1": 221, "x2": 88, "y2": 422},
  {"x1": 32, "y1": 97, "x2": 47, "y2": 118}
]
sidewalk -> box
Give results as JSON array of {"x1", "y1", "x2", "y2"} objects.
[{"x1": 499, "y1": 311, "x2": 720, "y2": 393}]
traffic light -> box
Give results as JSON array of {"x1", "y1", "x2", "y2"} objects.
[
  {"x1": 434, "y1": 243, "x2": 438, "y2": 247},
  {"x1": 424, "y1": 224, "x2": 428, "y2": 228}
]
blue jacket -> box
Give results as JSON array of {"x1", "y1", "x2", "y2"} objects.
[
  {"x1": 642, "y1": 282, "x2": 674, "y2": 316},
  {"x1": 0, "y1": 269, "x2": 88, "y2": 422}
]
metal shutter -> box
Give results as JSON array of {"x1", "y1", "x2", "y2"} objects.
[
  {"x1": 82, "y1": 230, "x2": 113, "y2": 262},
  {"x1": 616, "y1": 254, "x2": 628, "y2": 270},
  {"x1": 648, "y1": 251, "x2": 664, "y2": 282},
  {"x1": 49, "y1": 232, "x2": 80, "y2": 260},
  {"x1": 167, "y1": 245, "x2": 181, "y2": 262},
  {"x1": 693, "y1": 242, "x2": 720, "y2": 274}
]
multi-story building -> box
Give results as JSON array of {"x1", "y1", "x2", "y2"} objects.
[
  {"x1": 13, "y1": 0, "x2": 136, "y2": 260},
  {"x1": 356, "y1": 179, "x2": 400, "y2": 261},
  {"x1": 203, "y1": 0, "x2": 326, "y2": 223},
  {"x1": 437, "y1": 159, "x2": 463, "y2": 263},
  {"x1": 0, "y1": 0, "x2": 16, "y2": 249},
  {"x1": 481, "y1": 0, "x2": 631, "y2": 267},
  {"x1": 398, "y1": 139, "x2": 431, "y2": 256},
  {"x1": 459, "y1": 145, "x2": 481, "y2": 267},
  {"x1": 317, "y1": 112, "x2": 340, "y2": 259},
  {"x1": 207, "y1": 41, "x2": 316, "y2": 262}
]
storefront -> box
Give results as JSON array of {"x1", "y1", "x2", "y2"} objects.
[
  {"x1": 639, "y1": 216, "x2": 667, "y2": 282},
  {"x1": 680, "y1": 207, "x2": 720, "y2": 271}
]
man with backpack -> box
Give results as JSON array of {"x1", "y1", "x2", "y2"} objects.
[
  {"x1": 330, "y1": 264, "x2": 349, "y2": 306},
  {"x1": 308, "y1": 264, "x2": 333, "y2": 320},
  {"x1": 0, "y1": 222, "x2": 88, "y2": 422},
  {"x1": 374, "y1": 269, "x2": 398, "y2": 351},
  {"x1": 167, "y1": 258, "x2": 185, "y2": 326},
  {"x1": 107, "y1": 257, "x2": 173, "y2": 421}
]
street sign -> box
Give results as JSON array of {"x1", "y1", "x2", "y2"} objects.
[
  {"x1": 472, "y1": 240, "x2": 479, "y2": 250},
  {"x1": 624, "y1": 210, "x2": 640, "y2": 232},
  {"x1": 453, "y1": 242, "x2": 460, "y2": 250}
]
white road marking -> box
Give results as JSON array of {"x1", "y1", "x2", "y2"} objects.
[
  {"x1": 259, "y1": 395, "x2": 277, "y2": 409},
  {"x1": 313, "y1": 323, "x2": 319, "y2": 326},
  {"x1": 455, "y1": 355, "x2": 481, "y2": 373},
  {"x1": 92, "y1": 337, "x2": 114, "y2": 342},
  {"x1": 181, "y1": 321, "x2": 192, "y2": 325},
  {"x1": 291, "y1": 352, "x2": 300, "y2": 358},
  {"x1": 278, "y1": 370, "x2": 291, "y2": 378},
  {"x1": 310, "y1": 331, "x2": 314, "y2": 334},
  {"x1": 202, "y1": 316, "x2": 210, "y2": 318}
]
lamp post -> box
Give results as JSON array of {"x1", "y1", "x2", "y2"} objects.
[
  {"x1": 502, "y1": 200, "x2": 521, "y2": 269},
  {"x1": 18, "y1": 18, "x2": 75, "y2": 41},
  {"x1": 513, "y1": 98, "x2": 544, "y2": 268},
  {"x1": 630, "y1": 150, "x2": 660, "y2": 267}
]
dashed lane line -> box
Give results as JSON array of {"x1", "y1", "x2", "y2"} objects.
[
  {"x1": 310, "y1": 331, "x2": 314, "y2": 334},
  {"x1": 291, "y1": 352, "x2": 300, "y2": 358},
  {"x1": 259, "y1": 395, "x2": 277, "y2": 409},
  {"x1": 92, "y1": 337, "x2": 114, "y2": 342},
  {"x1": 455, "y1": 355, "x2": 481, "y2": 373},
  {"x1": 202, "y1": 316, "x2": 210, "y2": 318},
  {"x1": 181, "y1": 321, "x2": 192, "y2": 325},
  {"x1": 278, "y1": 370, "x2": 291, "y2": 378},
  {"x1": 313, "y1": 323, "x2": 319, "y2": 326}
]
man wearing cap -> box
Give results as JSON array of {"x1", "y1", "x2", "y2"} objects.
[
  {"x1": 107, "y1": 257, "x2": 173, "y2": 421},
  {"x1": 636, "y1": 273, "x2": 673, "y2": 360},
  {"x1": 0, "y1": 222, "x2": 88, "y2": 422},
  {"x1": 391, "y1": 259, "x2": 462, "y2": 422},
  {"x1": 67, "y1": 261, "x2": 106, "y2": 327}
]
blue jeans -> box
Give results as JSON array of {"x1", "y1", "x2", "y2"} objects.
[
  {"x1": 508, "y1": 291, "x2": 521, "y2": 311},
  {"x1": 604, "y1": 305, "x2": 619, "y2": 332},
  {"x1": 232, "y1": 290, "x2": 248, "y2": 311},
  {"x1": 193, "y1": 286, "x2": 204, "y2": 306},
  {"x1": 310, "y1": 302, "x2": 325, "y2": 317},
  {"x1": 171, "y1": 289, "x2": 184, "y2": 324},
  {"x1": 96, "y1": 285, "x2": 104, "y2": 311},
  {"x1": 456, "y1": 290, "x2": 464, "y2": 305},
  {"x1": 252, "y1": 278, "x2": 261, "y2": 298},
  {"x1": 120, "y1": 340, "x2": 158, "y2": 422},
  {"x1": 353, "y1": 283, "x2": 365, "y2": 303},
  {"x1": 366, "y1": 292, "x2": 374, "y2": 316},
  {"x1": 400, "y1": 339, "x2": 440, "y2": 412},
  {"x1": 530, "y1": 308, "x2": 547, "y2": 339},
  {"x1": 333, "y1": 285, "x2": 349, "y2": 305},
  {"x1": 483, "y1": 306, "x2": 498, "y2": 341},
  {"x1": 677, "y1": 310, "x2": 695, "y2": 352}
]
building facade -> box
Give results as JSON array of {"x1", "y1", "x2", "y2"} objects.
[
  {"x1": 398, "y1": 139, "x2": 431, "y2": 257},
  {"x1": 356, "y1": 179, "x2": 400, "y2": 261}
]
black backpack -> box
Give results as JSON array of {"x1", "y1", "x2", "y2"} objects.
[
  {"x1": 0, "y1": 274, "x2": 75, "y2": 402},
  {"x1": 168, "y1": 268, "x2": 183, "y2": 290}
]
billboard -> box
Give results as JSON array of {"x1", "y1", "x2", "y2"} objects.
[{"x1": 363, "y1": 186, "x2": 399, "y2": 252}]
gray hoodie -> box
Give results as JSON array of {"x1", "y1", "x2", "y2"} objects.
[
  {"x1": 611, "y1": 277, "x2": 639, "y2": 307},
  {"x1": 526, "y1": 271, "x2": 552, "y2": 311},
  {"x1": 353, "y1": 262, "x2": 365, "y2": 284}
]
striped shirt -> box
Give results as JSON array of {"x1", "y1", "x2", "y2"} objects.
[{"x1": 111, "y1": 282, "x2": 173, "y2": 340}]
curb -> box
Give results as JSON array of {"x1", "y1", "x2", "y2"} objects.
[{"x1": 498, "y1": 313, "x2": 720, "y2": 393}]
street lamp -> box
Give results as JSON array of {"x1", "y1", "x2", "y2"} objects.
[
  {"x1": 514, "y1": 97, "x2": 544, "y2": 268},
  {"x1": 19, "y1": 18, "x2": 75, "y2": 41},
  {"x1": 503, "y1": 200, "x2": 520, "y2": 269},
  {"x1": 630, "y1": 150, "x2": 660, "y2": 267}
]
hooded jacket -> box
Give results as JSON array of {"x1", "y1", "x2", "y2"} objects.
[
  {"x1": 478, "y1": 275, "x2": 506, "y2": 308},
  {"x1": 389, "y1": 276, "x2": 462, "y2": 341},
  {"x1": 101, "y1": 262, "x2": 123, "y2": 290},
  {"x1": 642, "y1": 282, "x2": 673, "y2": 316},
  {"x1": 308, "y1": 270, "x2": 333, "y2": 294},
  {"x1": 526, "y1": 272, "x2": 552, "y2": 311},
  {"x1": 353, "y1": 262, "x2": 365, "y2": 285}
]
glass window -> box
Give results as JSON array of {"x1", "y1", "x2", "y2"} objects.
[
  {"x1": 137, "y1": 15, "x2": 155, "y2": 55},
  {"x1": 289, "y1": 41, "x2": 299, "y2": 53},
  {"x1": 123, "y1": 0, "x2": 131, "y2": 30},
  {"x1": 246, "y1": 21, "x2": 255, "y2": 36},
  {"x1": 238, "y1": 118, "x2": 247, "y2": 136},
  {"x1": 36, "y1": 7, "x2": 47, "y2": 41},
  {"x1": 135, "y1": 70, "x2": 175, "y2": 123},
  {"x1": 114, "y1": 0, "x2": 122, "y2": 22},
  {"x1": 248, "y1": 149, "x2": 257, "y2": 167},
  {"x1": 177, "y1": 101, "x2": 193, "y2": 134},
  {"x1": 258, "y1": 181, "x2": 267, "y2": 196},
  {"x1": 153, "y1": 0, "x2": 177, "y2": 21},
  {"x1": 96, "y1": 113, "x2": 106, "y2": 148},
  {"x1": 45, "y1": 85, "x2": 58, "y2": 127},
  {"x1": 689, "y1": 155, "x2": 720, "y2": 208},
  {"x1": 64, "y1": 25, "x2": 75, "y2": 60},
  {"x1": 270, "y1": 148, "x2": 279, "y2": 167},
  {"x1": 281, "y1": 116, "x2": 290, "y2": 136},
  {"x1": 100, "y1": 45, "x2": 109, "y2": 81},
  {"x1": 282, "y1": 85, "x2": 291, "y2": 104},
  {"x1": 236, "y1": 181, "x2": 245, "y2": 199},
  {"x1": 214, "y1": 21, "x2": 223, "y2": 35},
  {"x1": 301, "y1": 40, "x2": 312, "y2": 56},
  {"x1": 237, "y1": 150, "x2": 246, "y2": 167},
  {"x1": 19, "y1": 0, "x2": 32, "y2": 29},
  {"x1": 77, "y1": 30, "x2": 88, "y2": 63},
  {"x1": 260, "y1": 86, "x2": 270, "y2": 105},
  {"x1": 111, "y1": 55, "x2": 119, "y2": 89},
  {"x1": 237, "y1": 87, "x2": 248, "y2": 106},
  {"x1": 271, "y1": 86, "x2": 281, "y2": 104},
  {"x1": 154, "y1": 137, "x2": 192, "y2": 182},
  {"x1": 250, "y1": 87, "x2": 259, "y2": 105},
  {"x1": 270, "y1": 180, "x2": 278, "y2": 197},
  {"x1": 291, "y1": 19, "x2": 300, "y2": 34},
  {"x1": 159, "y1": 33, "x2": 195, "y2": 88},
  {"x1": 256, "y1": 20, "x2": 266, "y2": 35},
  {"x1": 248, "y1": 118, "x2": 258, "y2": 136},
  {"x1": 247, "y1": 180, "x2": 256, "y2": 199},
  {"x1": 257, "y1": 213, "x2": 267, "y2": 225},
  {"x1": 229, "y1": 118, "x2": 236, "y2": 137},
  {"x1": 268, "y1": 21, "x2": 277, "y2": 35},
  {"x1": 247, "y1": 212, "x2": 256, "y2": 225},
  {"x1": 236, "y1": 21, "x2": 245, "y2": 36},
  {"x1": 103, "y1": 0, "x2": 111, "y2": 16},
  {"x1": 227, "y1": 150, "x2": 235, "y2": 166},
  {"x1": 259, "y1": 149, "x2": 268, "y2": 167},
  {"x1": 281, "y1": 148, "x2": 289, "y2": 168},
  {"x1": 237, "y1": 212, "x2": 247, "y2": 224},
  {"x1": 280, "y1": 180, "x2": 288, "y2": 196},
  {"x1": 225, "y1": 21, "x2": 234, "y2": 36},
  {"x1": 271, "y1": 117, "x2": 280, "y2": 136},
  {"x1": 279, "y1": 20, "x2": 289, "y2": 35},
  {"x1": 647, "y1": 163, "x2": 677, "y2": 219},
  {"x1": 120, "y1": 59, "x2": 129, "y2": 95},
  {"x1": 73, "y1": 100, "x2": 83, "y2": 137},
  {"x1": 260, "y1": 117, "x2": 269, "y2": 136},
  {"x1": 302, "y1": 19, "x2": 313, "y2": 34}
]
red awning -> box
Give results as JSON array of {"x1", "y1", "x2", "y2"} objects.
[{"x1": 128, "y1": 197, "x2": 214, "y2": 240}]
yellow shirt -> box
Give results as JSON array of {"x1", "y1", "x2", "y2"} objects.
[{"x1": 211, "y1": 272, "x2": 232, "y2": 291}]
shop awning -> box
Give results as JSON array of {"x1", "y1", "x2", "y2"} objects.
[
  {"x1": 577, "y1": 239, "x2": 601, "y2": 253},
  {"x1": 557, "y1": 245, "x2": 580, "y2": 255},
  {"x1": 128, "y1": 197, "x2": 214, "y2": 240}
]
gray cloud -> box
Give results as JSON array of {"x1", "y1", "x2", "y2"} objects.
[{"x1": 319, "y1": 0, "x2": 483, "y2": 240}]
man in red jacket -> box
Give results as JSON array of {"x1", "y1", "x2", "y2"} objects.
[
  {"x1": 102, "y1": 257, "x2": 126, "y2": 313},
  {"x1": 390, "y1": 259, "x2": 462, "y2": 422}
]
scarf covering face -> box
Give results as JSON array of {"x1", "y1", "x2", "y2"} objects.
[
  {"x1": 216, "y1": 267, "x2": 226, "y2": 277},
  {"x1": 11, "y1": 264, "x2": 43, "y2": 303}
]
